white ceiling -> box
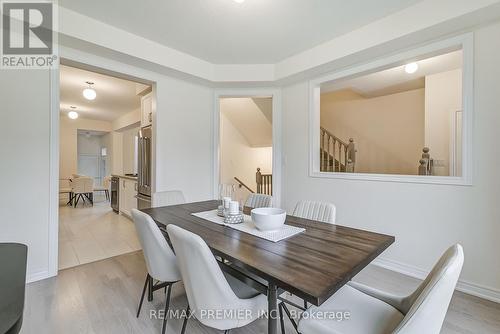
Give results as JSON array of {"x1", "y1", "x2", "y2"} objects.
[
  {"x1": 321, "y1": 50, "x2": 463, "y2": 97},
  {"x1": 60, "y1": 65, "x2": 145, "y2": 122},
  {"x1": 59, "y1": 0, "x2": 422, "y2": 64}
]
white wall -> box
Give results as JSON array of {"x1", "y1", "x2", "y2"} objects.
[
  {"x1": 220, "y1": 112, "x2": 273, "y2": 202},
  {"x1": 425, "y1": 69, "x2": 463, "y2": 176},
  {"x1": 101, "y1": 132, "x2": 113, "y2": 176},
  {"x1": 112, "y1": 108, "x2": 140, "y2": 131},
  {"x1": 220, "y1": 98, "x2": 273, "y2": 147},
  {"x1": 77, "y1": 134, "x2": 103, "y2": 155},
  {"x1": 321, "y1": 89, "x2": 425, "y2": 175},
  {"x1": 281, "y1": 22, "x2": 500, "y2": 296},
  {"x1": 3, "y1": 12, "x2": 499, "y2": 303},
  {"x1": 77, "y1": 134, "x2": 108, "y2": 183},
  {"x1": 59, "y1": 117, "x2": 112, "y2": 179},
  {"x1": 154, "y1": 76, "x2": 213, "y2": 202},
  {"x1": 110, "y1": 132, "x2": 123, "y2": 175},
  {"x1": 61, "y1": 47, "x2": 215, "y2": 202},
  {"x1": 0, "y1": 70, "x2": 52, "y2": 280},
  {"x1": 60, "y1": 109, "x2": 140, "y2": 179},
  {"x1": 121, "y1": 126, "x2": 139, "y2": 175},
  {"x1": 0, "y1": 46, "x2": 215, "y2": 281}
]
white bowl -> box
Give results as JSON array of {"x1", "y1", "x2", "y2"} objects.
[{"x1": 251, "y1": 208, "x2": 286, "y2": 231}]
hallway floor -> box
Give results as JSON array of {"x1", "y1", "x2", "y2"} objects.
[{"x1": 58, "y1": 194, "x2": 141, "y2": 270}]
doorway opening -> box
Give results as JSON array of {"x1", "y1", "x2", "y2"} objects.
[
  {"x1": 218, "y1": 96, "x2": 274, "y2": 206},
  {"x1": 76, "y1": 130, "x2": 110, "y2": 187},
  {"x1": 58, "y1": 63, "x2": 153, "y2": 270}
]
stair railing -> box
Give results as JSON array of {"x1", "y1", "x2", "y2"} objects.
[
  {"x1": 234, "y1": 177, "x2": 255, "y2": 193},
  {"x1": 256, "y1": 168, "x2": 272, "y2": 195},
  {"x1": 320, "y1": 127, "x2": 356, "y2": 172}
]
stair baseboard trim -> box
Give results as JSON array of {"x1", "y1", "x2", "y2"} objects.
[{"x1": 371, "y1": 257, "x2": 500, "y2": 304}]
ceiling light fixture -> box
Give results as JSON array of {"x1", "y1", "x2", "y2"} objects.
[
  {"x1": 68, "y1": 111, "x2": 79, "y2": 119},
  {"x1": 404, "y1": 62, "x2": 419, "y2": 74},
  {"x1": 68, "y1": 106, "x2": 78, "y2": 119},
  {"x1": 83, "y1": 81, "x2": 97, "y2": 100},
  {"x1": 234, "y1": 0, "x2": 245, "y2": 3}
]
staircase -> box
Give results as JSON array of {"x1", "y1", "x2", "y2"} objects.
[
  {"x1": 256, "y1": 168, "x2": 272, "y2": 195},
  {"x1": 320, "y1": 127, "x2": 356, "y2": 173},
  {"x1": 234, "y1": 167, "x2": 273, "y2": 196},
  {"x1": 321, "y1": 150, "x2": 348, "y2": 172}
]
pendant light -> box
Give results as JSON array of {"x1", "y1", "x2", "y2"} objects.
[
  {"x1": 68, "y1": 106, "x2": 78, "y2": 119},
  {"x1": 83, "y1": 81, "x2": 97, "y2": 100}
]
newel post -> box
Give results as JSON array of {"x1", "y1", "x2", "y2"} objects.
[
  {"x1": 422, "y1": 147, "x2": 430, "y2": 160},
  {"x1": 418, "y1": 147, "x2": 433, "y2": 175},
  {"x1": 256, "y1": 168, "x2": 262, "y2": 193},
  {"x1": 347, "y1": 138, "x2": 356, "y2": 172},
  {"x1": 346, "y1": 159, "x2": 354, "y2": 173},
  {"x1": 418, "y1": 159, "x2": 428, "y2": 175}
]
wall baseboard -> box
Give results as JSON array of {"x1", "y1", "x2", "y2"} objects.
[
  {"x1": 27, "y1": 270, "x2": 53, "y2": 284},
  {"x1": 372, "y1": 257, "x2": 500, "y2": 304}
]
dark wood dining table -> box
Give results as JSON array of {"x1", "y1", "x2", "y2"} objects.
[{"x1": 141, "y1": 200, "x2": 394, "y2": 334}]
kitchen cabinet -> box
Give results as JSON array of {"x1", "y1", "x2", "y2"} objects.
[
  {"x1": 119, "y1": 177, "x2": 137, "y2": 218},
  {"x1": 141, "y1": 92, "x2": 153, "y2": 127}
]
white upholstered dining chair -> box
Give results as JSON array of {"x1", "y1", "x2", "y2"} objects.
[
  {"x1": 167, "y1": 224, "x2": 268, "y2": 334},
  {"x1": 131, "y1": 209, "x2": 182, "y2": 334},
  {"x1": 94, "y1": 176, "x2": 111, "y2": 201},
  {"x1": 297, "y1": 244, "x2": 464, "y2": 334},
  {"x1": 245, "y1": 193, "x2": 272, "y2": 209},
  {"x1": 292, "y1": 200, "x2": 336, "y2": 224},
  {"x1": 283, "y1": 200, "x2": 337, "y2": 312},
  {"x1": 71, "y1": 177, "x2": 94, "y2": 207},
  {"x1": 59, "y1": 179, "x2": 73, "y2": 205}
]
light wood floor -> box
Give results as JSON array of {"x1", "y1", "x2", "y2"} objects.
[
  {"x1": 58, "y1": 195, "x2": 141, "y2": 269},
  {"x1": 22, "y1": 251, "x2": 500, "y2": 334}
]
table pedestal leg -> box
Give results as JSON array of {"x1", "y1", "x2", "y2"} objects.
[{"x1": 268, "y1": 282, "x2": 278, "y2": 334}]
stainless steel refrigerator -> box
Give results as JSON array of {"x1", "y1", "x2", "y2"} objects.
[{"x1": 137, "y1": 126, "x2": 152, "y2": 209}]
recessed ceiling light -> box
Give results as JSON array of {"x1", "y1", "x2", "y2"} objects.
[
  {"x1": 68, "y1": 111, "x2": 79, "y2": 119},
  {"x1": 234, "y1": 0, "x2": 245, "y2": 3},
  {"x1": 404, "y1": 62, "x2": 418, "y2": 74},
  {"x1": 83, "y1": 81, "x2": 97, "y2": 100}
]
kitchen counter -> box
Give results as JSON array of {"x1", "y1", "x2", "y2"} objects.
[
  {"x1": 112, "y1": 174, "x2": 138, "y2": 181},
  {"x1": 113, "y1": 175, "x2": 138, "y2": 218}
]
